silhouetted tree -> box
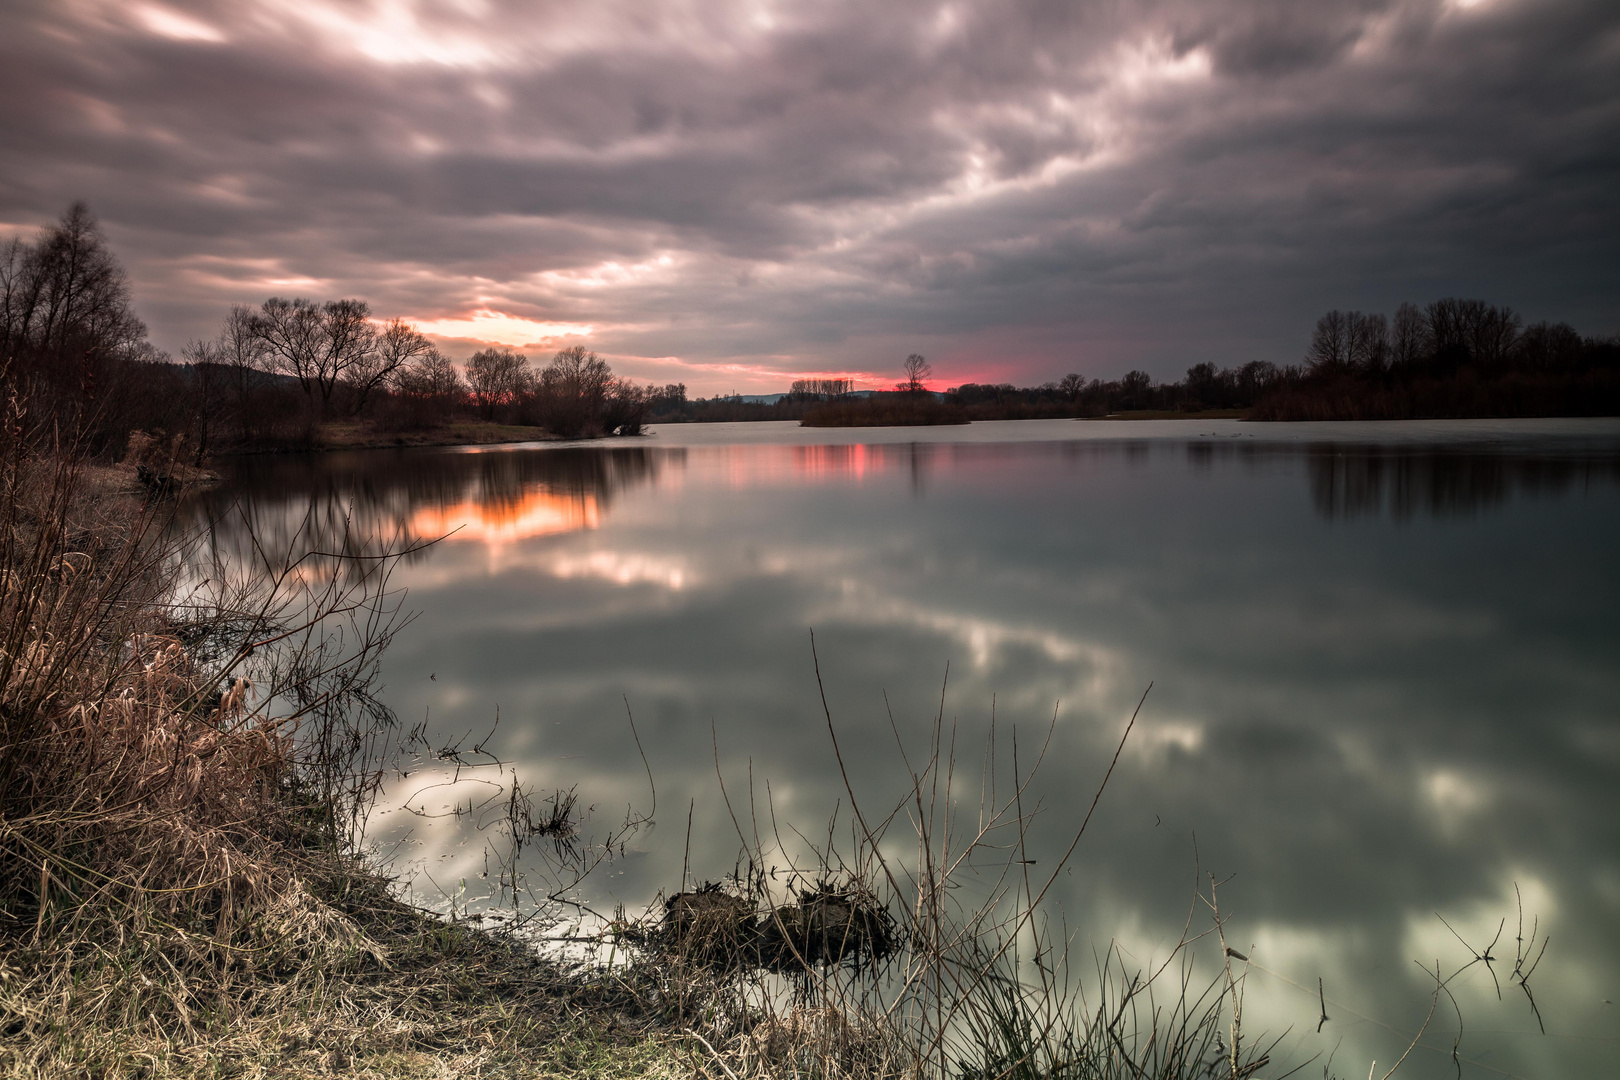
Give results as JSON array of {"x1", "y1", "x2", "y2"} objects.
[
  {"x1": 348, "y1": 318, "x2": 434, "y2": 414},
  {"x1": 247, "y1": 296, "x2": 417, "y2": 414},
  {"x1": 1119, "y1": 370, "x2": 1153, "y2": 410},
  {"x1": 1306, "y1": 311, "x2": 1354, "y2": 376},
  {"x1": 1471, "y1": 304, "x2": 1522, "y2": 369},
  {"x1": 790, "y1": 377, "x2": 855, "y2": 399},
  {"x1": 1515, "y1": 321, "x2": 1582, "y2": 371},
  {"x1": 1348, "y1": 312, "x2": 1389, "y2": 375},
  {"x1": 387, "y1": 348, "x2": 464, "y2": 428},
  {"x1": 0, "y1": 203, "x2": 152, "y2": 445},
  {"x1": 900, "y1": 353, "x2": 932, "y2": 394},
  {"x1": 1391, "y1": 302, "x2": 1426, "y2": 369},
  {"x1": 1255, "y1": 296, "x2": 1616, "y2": 419},
  {"x1": 534, "y1": 345, "x2": 613, "y2": 436},
  {"x1": 1183, "y1": 362, "x2": 1220, "y2": 407},
  {"x1": 466, "y1": 347, "x2": 529, "y2": 419}
]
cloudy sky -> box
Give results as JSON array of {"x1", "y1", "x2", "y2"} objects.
[{"x1": 3, "y1": 0, "x2": 1616, "y2": 393}]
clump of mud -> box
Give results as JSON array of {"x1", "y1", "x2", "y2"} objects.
[{"x1": 657, "y1": 880, "x2": 899, "y2": 976}]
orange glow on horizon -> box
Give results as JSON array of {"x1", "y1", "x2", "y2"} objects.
[
  {"x1": 411, "y1": 489, "x2": 599, "y2": 544},
  {"x1": 408, "y1": 309, "x2": 594, "y2": 349}
]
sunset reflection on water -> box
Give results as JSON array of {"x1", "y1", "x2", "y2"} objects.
[
  {"x1": 187, "y1": 421, "x2": 1620, "y2": 1079},
  {"x1": 410, "y1": 489, "x2": 601, "y2": 545}
]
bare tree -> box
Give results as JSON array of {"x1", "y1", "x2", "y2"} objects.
[
  {"x1": 179, "y1": 338, "x2": 225, "y2": 463},
  {"x1": 1391, "y1": 301, "x2": 1426, "y2": 369},
  {"x1": 1515, "y1": 321, "x2": 1582, "y2": 371},
  {"x1": 250, "y1": 298, "x2": 342, "y2": 412},
  {"x1": 347, "y1": 317, "x2": 433, "y2": 414},
  {"x1": 790, "y1": 377, "x2": 855, "y2": 399},
  {"x1": 251, "y1": 296, "x2": 417, "y2": 414},
  {"x1": 218, "y1": 304, "x2": 266, "y2": 373},
  {"x1": 1471, "y1": 304, "x2": 1522, "y2": 367},
  {"x1": 900, "y1": 353, "x2": 932, "y2": 394},
  {"x1": 1306, "y1": 310, "x2": 1353, "y2": 375},
  {"x1": 0, "y1": 203, "x2": 159, "y2": 453},
  {"x1": 1119, "y1": 369, "x2": 1153, "y2": 409},
  {"x1": 1425, "y1": 298, "x2": 1485, "y2": 357},
  {"x1": 466, "y1": 347, "x2": 529, "y2": 419},
  {"x1": 0, "y1": 203, "x2": 148, "y2": 399},
  {"x1": 1347, "y1": 312, "x2": 1389, "y2": 374},
  {"x1": 543, "y1": 345, "x2": 613, "y2": 402},
  {"x1": 1236, "y1": 360, "x2": 1279, "y2": 401},
  {"x1": 537, "y1": 345, "x2": 614, "y2": 436},
  {"x1": 1058, "y1": 372, "x2": 1084, "y2": 397},
  {"x1": 394, "y1": 347, "x2": 463, "y2": 402}
]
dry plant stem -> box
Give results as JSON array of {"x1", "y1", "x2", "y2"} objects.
[
  {"x1": 1206, "y1": 872, "x2": 1248, "y2": 1080},
  {"x1": 809, "y1": 628, "x2": 1177, "y2": 1076},
  {"x1": 1378, "y1": 964, "x2": 1441, "y2": 1080}
]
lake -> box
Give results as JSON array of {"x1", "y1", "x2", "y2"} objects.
[{"x1": 188, "y1": 417, "x2": 1620, "y2": 1078}]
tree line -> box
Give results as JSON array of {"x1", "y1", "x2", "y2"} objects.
[
  {"x1": 5, "y1": 202, "x2": 1615, "y2": 459},
  {"x1": 0, "y1": 204, "x2": 689, "y2": 462},
  {"x1": 936, "y1": 300, "x2": 1616, "y2": 420},
  {"x1": 185, "y1": 304, "x2": 674, "y2": 444},
  {"x1": 1250, "y1": 299, "x2": 1619, "y2": 419}
]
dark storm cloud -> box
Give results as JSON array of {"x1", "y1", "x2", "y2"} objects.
[{"x1": 2, "y1": 0, "x2": 1616, "y2": 389}]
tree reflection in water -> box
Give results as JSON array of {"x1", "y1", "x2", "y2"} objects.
[
  {"x1": 179, "y1": 446, "x2": 679, "y2": 573},
  {"x1": 1303, "y1": 444, "x2": 1620, "y2": 521}
]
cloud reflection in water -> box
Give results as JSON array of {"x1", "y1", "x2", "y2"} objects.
[{"x1": 192, "y1": 425, "x2": 1620, "y2": 1078}]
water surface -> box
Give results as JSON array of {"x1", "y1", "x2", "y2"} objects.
[{"x1": 191, "y1": 418, "x2": 1620, "y2": 1078}]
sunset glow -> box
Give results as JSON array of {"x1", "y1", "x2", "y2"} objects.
[
  {"x1": 8, "y1": 0, "x2": 1614, "y2": 391},
  {"x1": 408, "y1": 310, "x2": 595, "y2": 350},
  {"x1": 410, "y1": 489, "x2": 600, "y2": 545}
]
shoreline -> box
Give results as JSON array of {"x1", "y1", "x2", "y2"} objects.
[
  {"x1": 186, "y1": 413, "x2": 1620, "y2": 469},
  {"x1": 208, "y1": 420, "x2": 564, "y2": 459}
]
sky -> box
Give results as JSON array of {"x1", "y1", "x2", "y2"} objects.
[{"x1": 2, "y1": 0, "x2": 1617, "y2": 394}]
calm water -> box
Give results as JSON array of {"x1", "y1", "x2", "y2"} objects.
[{"x1": 189, "y1": 418, "x2": 1620, "y2": 1078}]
